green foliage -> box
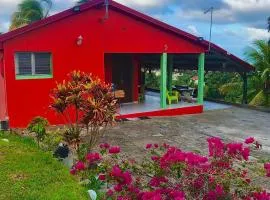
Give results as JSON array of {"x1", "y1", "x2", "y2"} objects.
[
  {"x1": 76, "y1": 0, "x2": 88, "y2": 5},
  {"x1": 87, "y1": 175, "x2": 105, "y2": 193},
  {"x1": 27, "y1": 116, "x2": 49, "y2": 146},
  {"x1": 0, "y1": 132, "x2": 88, "y2": 200},
  {"x1": 172, "y1": 71, "x2": 197, "y2": 87},
  {"x1": 10, "y1": 0, "x2": 52, "y2": 30},
  {"x1": 206, "y1": 72, "x2": 241, "y2": 101},
  {"x1": 42, "y1": 130, "x2": 63, "y2": 152},
  {"x1": 245, "y1": 40, "x2": 270, "y2": 106},
  {"x1": 219, "y1": 40, "x2": 270, "y2": 107},
  {"x1": 145, "y1": 71, "x2": 160, "y2": 90}
]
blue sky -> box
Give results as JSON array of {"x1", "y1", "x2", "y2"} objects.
[{"x1": 0, "y1": 0, "x2": 269, "y2": 58}]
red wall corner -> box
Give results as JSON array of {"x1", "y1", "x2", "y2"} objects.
[{"x1": 0, "y1": 51, "x2": 7, "y2": 121}]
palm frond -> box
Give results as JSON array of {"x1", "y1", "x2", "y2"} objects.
[
  {"x1": 249, "y1": 90, "x2": 268, "y2": 106},
  {"x1": 219, "y1": 82, "x2": 242, "y2": 95},
  {"x1": 9, "y1": 0, "x2": 52, "y2": 30}
]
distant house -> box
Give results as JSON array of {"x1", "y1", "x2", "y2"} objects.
[{"x1": 0, "y1": 0, "x2": 253, "y2": 128}]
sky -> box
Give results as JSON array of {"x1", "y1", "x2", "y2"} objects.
[{"x1": 0, "y1": 0, "x2": 270, "y2": 58}]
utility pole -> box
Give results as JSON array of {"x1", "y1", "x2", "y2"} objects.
[{"x1": 204, "y1": 7, "x2": 214, "y2": 52}]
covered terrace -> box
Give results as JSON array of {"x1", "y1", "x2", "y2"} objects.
[{"x1": 116, "y1": 47, "x2": 254, "y2": 119}]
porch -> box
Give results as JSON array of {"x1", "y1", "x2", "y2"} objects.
[
  {"x1": 117, "y1": 91, "x2": 231, "y2": 119},
  {"x1": 105, "y1": 51, "x2": 252, "y2": 119}
]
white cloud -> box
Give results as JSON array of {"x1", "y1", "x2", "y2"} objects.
[
  {"x1": 245, "y1": 27, "x2": 270, "y2": 41},
  {"x1": 224, "y1": 0, "x2": 270, "y2": 11},
  {"x1": 115, "y1": 0, "x2": 163, "y2": 8},
  {"x1": 187, "y1": 25, "x2": 199, "y2": 36}
]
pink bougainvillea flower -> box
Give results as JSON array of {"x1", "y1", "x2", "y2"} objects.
[
  {"x1": 169, "y1": 190, "x2": 185, "y2": 200},
  {"x1": 75, "y1": 161, "x2": 85, "y2": 171},
  {"x1": 146, "y1": 144, "x2": 152, "y2": 149},
  {"x1": 109, "y1": 146, "x2": 121, "y2": 154},
  {"x1": 227, "y1": 143, "x2": 243, "y2": 156},
  {"x1": 70, "y1": 168, "x2": 76, "y2": 175},
  {"x1": 215, "y1": 185, "x2": 224, "y2": 196},
  {"x1": 193, "y1": 176, "x2": 205, "y2": 189},
  {"x1": 86, "y1": 152, "x2": 101, "y2": 163},
  {"x1": 245, "y1": 137, "x2": 255, "y2": 144},
  {"x1": 110, "y1": 165, "x2": 132, "y2": 185},
  {"x1": 151, "y1": 156, "x2": 160, "y2": 161},
  {"x1": 98, "y1": 174, "x2": 106, "y2": 181},
  {"x1": 142, "y1": 190, "x2": 162, "y2": 200},
  {"x1": 264, "y1": 163, "x2": 270, "y2": 177},
  {"x1": 253, "y1": 190, "x2": 270, "y2": 199},
  {"x1": 185, "y1": 152, "x2": 208, "y2": 166},
  {"x1": 154, "y1": 144, "x2": 159, "y2": 148},
  {"x1": 107, "y1": 189, "x2": 114, "y2": 196},
  {"x1": 241, "y1": 147, "x2": 250, "y2": 161},
  {"x1": 100, "y1": 143, "x2": 110, "y2": 149},
  {"x1": 114, "y1": 184, "x2": 123, "y2": 192},
  {"x1": 205, "y1": 185, "x2": 224, "y2": 200},
  {"x1": 207, "y1": 137, "x2": 225, "y2": 157},
  {"x1": 149, "y1": 176, "x2": 168, "y2": 187}
]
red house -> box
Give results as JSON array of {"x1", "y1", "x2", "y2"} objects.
[{"x1": 0, "y1": 0, "x2": 253, "y2": 128}]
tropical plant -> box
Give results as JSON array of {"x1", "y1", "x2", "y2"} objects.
[
  {"x1": 27, "y1": 116, "x2": 49, "y2": 146},
  {"x1": 246, "y1": 40, "x2": 270, "y2": 106},
  {"x1": 70, "y1": 137, "x2": 270, "y2": 200},
  {"x1": 76, "y1": 0, "x2": 89, "y2": 5},
  {"x1": 50, "y1": 71, "x2": 118, "y2": 152},
  {"x1": 219, "y1": 40, "x2": 270, "y2": 107},
  {"x1": 9, "y1": 0, "x2": 52, "y2": 31}
]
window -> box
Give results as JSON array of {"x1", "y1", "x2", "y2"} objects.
[{"x1": 15, "y1": 52, "x2": 52, "y2": 79}]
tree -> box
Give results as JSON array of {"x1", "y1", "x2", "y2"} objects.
[
  {"x1": 9, "y1": 0, "x2": 52, "y2": 31},
  {"x1": 76, "y1": 0, "x2": 88, "y2": 5},
  {"x1": 245, "y1": 40, "x2": 270, "y2": 106},
  {"x1": 219, "y1": 40, "x2": 270, "y2": 107}
]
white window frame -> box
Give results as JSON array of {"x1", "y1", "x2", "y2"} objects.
[{"x1": 15, "y1": 52, "x2": 53, "y2": 80}]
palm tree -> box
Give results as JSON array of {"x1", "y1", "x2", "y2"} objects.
[
  {"x1": 245, "y1": 40, "x2": 270, "y2": 106},
  {"x1": 219, "y1": 40, "x2": 270, "y2": 107},
  {"x1": 76, "y1": 0, "x2": 89, "y2": 5},
  {"x1": 9, "y1": 0, "x2": 52, "y2": 31}
]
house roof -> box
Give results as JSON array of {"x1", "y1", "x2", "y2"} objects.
[{"x1": 0, "y1": 0, "x2": 254, "y2": 72}]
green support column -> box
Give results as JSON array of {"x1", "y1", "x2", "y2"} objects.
[
  {"x1": 242, "y1": 72, "x2": 248, "y2": 105},
  {"x1": 160, "y1": 53, "x2": 167, "y2": 109},
  {"x1": 197, "y1": 53, "x2": 205, "y2": 104},
  {"x1": 167, "y1": 55, "x2": 173, "y2": 92}
]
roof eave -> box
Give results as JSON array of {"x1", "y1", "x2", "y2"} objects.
[{"x1": 0, "y1": 0, "x2": 104, "y2": 42}]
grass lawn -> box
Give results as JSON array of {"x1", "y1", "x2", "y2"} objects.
[{"x1": 0, "y1": 131, "x2": 88, "y2": 200}]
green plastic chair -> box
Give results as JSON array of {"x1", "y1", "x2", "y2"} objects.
[{"x1": 166, "y1": 90, "x2": 179, "y2": 105}]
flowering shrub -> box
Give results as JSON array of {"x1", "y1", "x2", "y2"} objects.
[
  {"x1": 71, "y1": 137, "x2": 270, "y2": 200},
  {"x1": 50, "y1": 71, "x2": 118, "y2": 151}
]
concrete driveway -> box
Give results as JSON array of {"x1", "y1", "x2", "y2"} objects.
[{"x1": 103, "y1": 106, "x2": 270, "y2": 159}]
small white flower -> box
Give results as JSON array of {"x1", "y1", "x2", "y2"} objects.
[{"x1": 88, "y1": 190, "x2": 97, "y2": 200}]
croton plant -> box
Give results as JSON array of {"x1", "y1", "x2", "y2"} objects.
[{"x1": 50, "y1": 71, "x2": 118, "y2": 151}]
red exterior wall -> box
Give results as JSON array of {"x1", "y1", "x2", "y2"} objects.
[
  {"x1": 0, "y1": 51, "x2": 7, "y2": 121},
  {"x1": 3, "y1": 7, "x2": 204, "y2": 127}
]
